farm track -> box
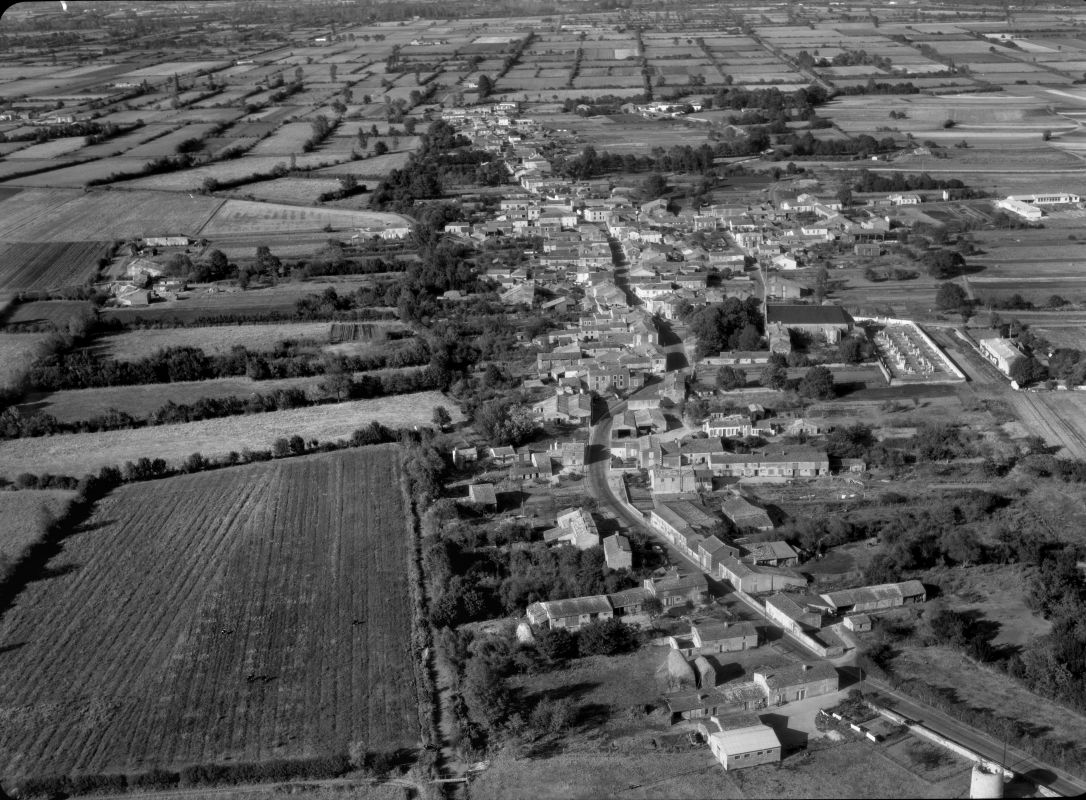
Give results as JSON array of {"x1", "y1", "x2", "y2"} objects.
[
  {"x1": 0, "y1": 447, "x2": 420, "y2": 780},
  {"x1": 1007, "y1": 391, "x2": 1086, "y2": 460}
]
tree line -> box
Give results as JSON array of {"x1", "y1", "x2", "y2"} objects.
[{"x1": 22, "y1": 338, "x2": 430, "y2": 392}]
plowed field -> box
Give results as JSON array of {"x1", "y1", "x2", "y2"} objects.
[{"x1": 0, "y1": 446, "x2": 419, "y2": 780}]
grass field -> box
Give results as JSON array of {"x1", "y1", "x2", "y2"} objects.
[
  {"x1": 0, "y1": 446, "x2": 418, "y2": 780},
  {"x1": 1, "y1": 300, "x2": 95, "y2": 331},
  {"x1": 0, "y1": 241, "x2": 109, "y2": 293},
  {"x1": 471, "y1": 738, "x2": 959, "y2": 799},
  {"x1": 0, "y1": 391, "x2": 459, "y2": 477},
  {"x1": 0, "y1": 490, "x2": 75, "y2": 574},
  {"x1": 20, "y1": 366, "x2": 424, "y2": 423},
  {"x1": 890, "y1": 644, "x2": 1086, "y2": 751},
  {"x1": 19, "y1": 375, "x2": 329, "y2": 423},
  {"x1": 91, "y1": 322, "x2": 333, "y2": 360},
  {"x1": 228, "y1": 176, "x2": 344, "y2": 205},
  {"x1": 0, "y1": 333, "x2": 51, "y2": 390}
]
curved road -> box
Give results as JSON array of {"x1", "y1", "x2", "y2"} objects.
[{"x1": 584, "y1": 399, "x2": 1086, "y2": 798}]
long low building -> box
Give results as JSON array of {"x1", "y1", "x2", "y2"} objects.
[
  {"x1": 820, "y1": 579, "x2": 926, "y2": 614},
  {"x1": 708, "y1": 446, "x2": 830, "y2": 481}
]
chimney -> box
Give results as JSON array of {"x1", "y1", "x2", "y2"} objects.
[{"x1": 801, "y1": 664, "x2": 810, "y2": 672}]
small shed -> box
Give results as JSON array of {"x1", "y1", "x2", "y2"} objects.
[
  {"x1": 467, "y1": 483, "x2": 498, "y2": 509},
  {"x1": 843, "y1": 613, "x2": 872, "y2": 632},
  {"x1": 693, "y1": 655, "x2": 717, "y2": 689}
]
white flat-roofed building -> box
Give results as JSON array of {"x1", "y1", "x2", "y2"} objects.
[
  {"x1": 997, "y1": 197, "x2": 1043, "y2": 221},
  {"x1": 707, "y1": 724, "x2": 782, "y2": 770},
  {"x1": 1007, "y1": 193, "x2": 1080, "y2": 205}
]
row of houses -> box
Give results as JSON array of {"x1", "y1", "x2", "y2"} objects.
[{"x1": 525, "y1": 568, "x2": 709, "y2": 630}]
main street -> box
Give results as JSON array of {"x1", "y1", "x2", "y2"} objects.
[{"x1": 583, "y1": 400, "x2": 1086, "y2": 798}]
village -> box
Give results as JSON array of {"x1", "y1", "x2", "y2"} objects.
[{"x1": 413, "y1": 98, "x2": 1086, "y2": 792}]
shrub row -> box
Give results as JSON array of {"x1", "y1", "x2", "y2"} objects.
[{"x1": 13, "y1": 755, "x2": 350, "y2": 799}]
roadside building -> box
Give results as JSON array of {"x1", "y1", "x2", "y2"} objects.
[
  {"x1": 644, "y1": 569, "x2": 709, "y2": 608},
  {"x1": 765, "y1": 594, "x2": 823, "y2": 635},
  {"x1": 979, "y1": 337, "x2": 1025, "y2": 377},
  {"x1": 691, "y1": 620, "x2": 758, "y2": 653},
  {"x1": 820, "y1": 579, "x2": 926, "y2": 614},
  {"x1": 740, "y1": 541, "x2": 799, "y2": 567},
  {"x1": 603, "y1": 533, "x2": 633, "y2": 571},
  {"x1": 753, "y1": 662, "x2": 839, "y2": 705}
]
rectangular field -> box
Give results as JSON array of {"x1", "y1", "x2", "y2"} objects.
[
  {"x1": 198, "y1": 200, "x2": 412, "y2": 236},
  {"x1": 0, "y1": 391, "x2": 458, "y2": 478},
  {"x1": 91, "y1": 322, "x2": 333, "y2": 361},
  {"x1": 0, "y1": 241, "x2": 109, "y2": 293},
  {"x1": 0, "y1": 446, "x2": 419, "y2": 779},
  {"x1": 0, "y1": 189, "x2": 223, "y2": 242}
]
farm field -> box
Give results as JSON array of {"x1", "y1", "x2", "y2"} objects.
[
  {"x1": 0, "y1": 189, "x2": 222, "y2": 241},
  {"x1": 227, "y1": 176, "x2": 343, "y2": 205},
  {"x1": 314, "y1": 152, "x2": 411, "y2": 178},
  {"x1": 0, "y1": 446, "x2": 419, "y2": 781},
  {"x1": 0, "y1": 333, "x2": 51, "y2": 390},
  {"x1": 0, "y1": 490, "x2": 75, "y2": 575},
  {"x1": 112, "y1": 154, "x2": 356, "y2": 193},
  {"x1": 199, "y1": 200, "x2": 412, "y2": 236},
  {"x1": 0, "y1": 391, "x2": 459, "y2": 478},
  {"x1": 0, "y1": 241, "x2": 110, "y2": 293}
]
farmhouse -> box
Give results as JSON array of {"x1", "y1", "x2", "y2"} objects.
[
  {"x1": 765, "y1": 594, "x2": 823, "y2": 635},
  {"x1": 644, "y1": 569, "x2": 709, "y2": 608},
  {"x1": 707, "y1": 724, "x2": 782, "y2": 771},
  {"x1": 716, "y1": 556, "x2": 807, "y2": 594},
  {"x1": 603, "y1": 533, "x2": 633, "y2": 570},
  {"x1": 979, "y1": 337, "x2": 1025, "y2": 377},
  {"x1": 765, "y1": 304, "x2": 854, "y2": 343},
  {"x1": 526, "y1": 595, "x2": 613, "y2": 631},
  {"x1": 543, "y1": 507, "x2": 600, "y2": 550},
  {"x1": 691, "y1": 620, "x2": 758, "y2": 653},
  {"x1": 820, "y1": 579, "x2": 927, "y2": 614},
  {"x1": 709, "y1": 446, "x2": 830, "y2": 481},
  {"x1": 143, "y1": 236, "x2": 190, "y2": 247},
  {"x1": 740, "y1": 540, "x2": 798, "y2": 567},
  {"x1": 466, "y1": 483, "x2": 498, "y2": 509},
  {"x1": 752, "y1": 662, "x2": 838, "y2": 705}
]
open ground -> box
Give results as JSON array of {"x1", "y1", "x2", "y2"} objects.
[
  {"x1": 0, "y1": 391, "x2": 459, "y2": 478},
  {"x1": 0, "y1": 446, "x2": 420, "y2": 781}
]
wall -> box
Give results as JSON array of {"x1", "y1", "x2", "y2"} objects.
[{"x1": 868, "y1": 703, "x2": 1014, "y2": 780}]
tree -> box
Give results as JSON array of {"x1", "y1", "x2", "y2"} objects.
[
  {"x1": 329, "y1": 64, "x2": 337, "y2": 82},
  {"x1": 535, "y1": 627, "x2": 577, "y2": 661},
  {"x1": 432, "y1": 405, "x2": 452, "y2": 429},
  {"x1": 798, "y1": 365, "x2": 835, "y2": 400},
  {"x1": 1009, "y1": 356, "x2": 1048, "y2": 386},
  {"x1": 716, "y1": 366, "x2": 746, "y2": 391},
  {"x1": 935, "y1": 281, "x2": 968, "y2": 311},
  {"x1": 373, "y1": 140, "x2": 389, "y2": 155},
  {"x1": 321, "y1": 369, "x2": 353, "y2": 401},
  {"x1": 577, "y1": 619, "x2": 637, "y2": 656},
  {"x1": 760, "y1": 362, "x2": 787, "y2": 390},
  {"x1": 642, "y1": 172, "x2": 669, "y2": 199},
  {"x1": 476, "y1": 74, "x2": 494, "y2": 98},
  {"x1": 813, "y1": 265, "x2": 830, "y2": 302}
]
